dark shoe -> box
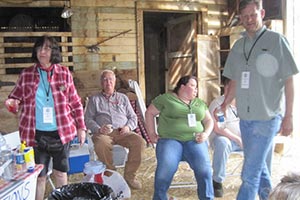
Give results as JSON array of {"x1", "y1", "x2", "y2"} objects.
[{"x1": 213, "y1": 180, "x2": 223, "y2": 198}]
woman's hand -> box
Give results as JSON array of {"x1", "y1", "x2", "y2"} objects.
[
  {"x1": 194, "y1": 131, "x2": 209, "y2": 143},
  {"x1": 77, "y1": 129, "x2": 86, "y2": 146}
]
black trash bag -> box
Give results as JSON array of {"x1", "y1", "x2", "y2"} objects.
[{"x1": 48, "y1": 182, "x2": 116, "y2": 200}]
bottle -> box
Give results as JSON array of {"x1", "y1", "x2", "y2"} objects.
[
  {"x1": 216, "y1": 106, "x2": 226, "y2": 129},
  {"x1": 20, "y1": 141, "x2": 35, "y2": 172},
  {"x1": 0, "y1": 133, "x2": 14, "y2": 180},
  {"x1": 0, "y1": 133, "x2": 10, "y2": 152}
]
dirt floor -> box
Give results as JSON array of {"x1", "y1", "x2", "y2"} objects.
[
  {"x1": 45, "y1": 137, "x2": 300, "y2": 200},
  {"x1": 2, "y1": 107, "x2": 300, "y2": 200}
]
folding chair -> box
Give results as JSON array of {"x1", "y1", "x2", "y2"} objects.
[
  {"x1": 86, "y1": 131, "x2": 128, "y2": 168},
  {"x1": 226, "y1": 150, "x2": 244, "y2": 177}
]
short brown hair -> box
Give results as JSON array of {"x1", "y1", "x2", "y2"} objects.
[{"x1": 239, "y1": 0, "x2": 262, "y2": 13}]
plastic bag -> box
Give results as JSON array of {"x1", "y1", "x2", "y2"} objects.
[
  {"x1": 103, "y1": 169, "x2": 131, "y2": 199},
  {"x1": 48, "y1": 182, "x2": 115, "y2": 200}
]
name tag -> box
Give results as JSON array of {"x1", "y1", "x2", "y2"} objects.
[
  {"x1": 241, "y1": 71, "x2": 250, "y2": 89},
  {"x1": 43, "y1": 107, "x2": 53, "y2": 123},
  {"x1": 188, "y1": 113, "x2": 196, "y2": 127}
]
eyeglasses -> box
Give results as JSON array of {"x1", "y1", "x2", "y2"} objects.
[
  {"x1": 101, "y1": 77, "x2": 115, "y2": 82},
  {"x1": 36, "y1": 46, "x2": 52, "y2": 52}
]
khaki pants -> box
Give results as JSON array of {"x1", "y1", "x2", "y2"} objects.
[{"x1": 92, "y1": 130, "x2": 145, "y2": 181}]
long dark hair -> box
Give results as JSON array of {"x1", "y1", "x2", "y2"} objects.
[
  {"x1": 31, "y1": 35, "x2": 62, "y2": 64},
  {"x1": 173, "y1": 75, "x2": 197, "y2": 94}
]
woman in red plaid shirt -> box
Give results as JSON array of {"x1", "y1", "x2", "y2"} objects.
[{"x1": 6, "y1": 35, "x2": 86, "y2": 200}]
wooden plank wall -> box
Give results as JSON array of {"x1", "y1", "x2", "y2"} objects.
[
  {"x1": 70, "y1": 0, "x2": 227, "y2": 98},
  {"x1": 0, "y1": 0, "x2": 227, "y2": 132}
]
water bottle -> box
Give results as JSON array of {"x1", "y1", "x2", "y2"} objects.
[
  {"x1": 216, "y1": 106, "x2": 226, "y2": 129},
  {"x1": 0, "y1": 133, "x2": 14, "y2": 180}
]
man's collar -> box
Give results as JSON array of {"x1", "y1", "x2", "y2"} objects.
[
  {"x1": 101, "y1": 91, "x2": 116, "y2": 98},
  {"x1": 242, "y1": 25, "x2": 267, "y2": 39}
]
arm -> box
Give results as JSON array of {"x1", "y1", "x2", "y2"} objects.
[
  {"x1": 145, "y1": 104, "x2": 160, "y2": 144},
  {"x1": 212, "y1": 116, "x2": 243, "y2": 148},
  {"x1": 195, "y1": 110, "x2": 214, "y2": 143},
  {"x1": 220, "y1": 80, "x2": 236, "y2": 115},
  {"x1": 84, "y1": 97, "x2": 101, "y2": 134},
  {"x1": 280, "y1": 76, "x2": 294, "y2": 136}
]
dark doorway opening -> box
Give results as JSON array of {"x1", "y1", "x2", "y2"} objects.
[{"x1": 143, "y1": 12, "x2": 197, "y2": 106}]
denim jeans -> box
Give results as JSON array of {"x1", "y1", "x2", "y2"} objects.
[
  {"x1": 212, "y1": 135, "x2": 242, "y2": 183},
  {"x1": 153, "y1": 138, "x2": 213, "y2": 200},
  {"x1": 237, "y1": 115, "x2": 281, "y2": 200}
]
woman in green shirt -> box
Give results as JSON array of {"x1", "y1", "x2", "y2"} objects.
[{"x1": 145, "y1": 75, "x2": 214, "y2": 200}]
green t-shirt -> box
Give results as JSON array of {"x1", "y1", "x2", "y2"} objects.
[{"x1": 152, "y1": 93, "x2": 208, "y2": 141}]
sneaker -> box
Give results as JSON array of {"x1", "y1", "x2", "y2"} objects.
[
  {"x1": 125, "y1": 178, "x2": 142, "y2": 190},
  {"x1": 213, "y1": 180, "x2": 223, "y2": 198}
]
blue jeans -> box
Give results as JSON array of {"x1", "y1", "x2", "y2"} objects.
[
  {"x1": 153, "y1": 138, "x2": 213, "y2": 200},
  {"x1": 237, "y1": 115, "x2": 281, "y2": 200},
  {"x1": 212, "y1": 135, "x2": 242, "y2": 183}
]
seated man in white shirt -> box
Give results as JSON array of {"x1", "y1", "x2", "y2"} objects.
[
  {"x1": 209, "y1": 77, "x2": 242, "y2": 198},
  {"x1": 84, "y1": 69, "x2": 145, "y2": 190}
]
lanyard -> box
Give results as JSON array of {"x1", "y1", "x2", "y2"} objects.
[
  {"x1": 39, "y1": 68, "x2": 53, "y2": 101},
  {"x1": 178, "y1": 97, "x2": 193, "y2": 113},
  {"x1": 229, "y1": 105, "x2": 238, "y2": 118},
  {"x1": 243, "y1": 29, "x2": 267, "y2": 65}
]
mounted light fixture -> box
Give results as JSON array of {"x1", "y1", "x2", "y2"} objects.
[{"x1": 61, "y1": 4, "x2": 73, "y2": 18}]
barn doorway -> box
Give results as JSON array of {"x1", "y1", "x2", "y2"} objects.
[{"x1": 143, "y1": 12, "x2": 198, "y2": 106}]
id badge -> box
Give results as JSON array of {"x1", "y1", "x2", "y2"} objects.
[
  {"x1": 241, "y1": 71, "x2": 250, "y2": 89},
  {"x1": 43, "y1": 107, "x2": 54, "y2": 123},
  {"x1": 188, "y1": 113, "x2": 196, "y2": 127}
]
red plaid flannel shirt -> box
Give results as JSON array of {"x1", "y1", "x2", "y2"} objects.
[{"x1": 8, "y1": 64, "x2": 86, "y2": 146}]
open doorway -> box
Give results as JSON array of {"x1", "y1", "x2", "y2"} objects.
[{"x1": 143, "y1": 12, "x2": 199, "y2": 106}]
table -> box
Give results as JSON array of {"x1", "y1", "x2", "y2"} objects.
[{"x1": 0, "y1": 164, "x2": 44, "y2": 200}]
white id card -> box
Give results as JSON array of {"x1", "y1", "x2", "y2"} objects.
[
  {"x1": 241, "y1": 71, "x2": 250, "y2": 89},
  {"x1": 43, "y1": 107, "x2": 54, "y2": 123},
  {"x1": 188, "y1": 113, "x2": 196, "y2": 127}
]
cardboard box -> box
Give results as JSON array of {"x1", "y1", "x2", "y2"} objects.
[{"x1": 68, "y1": 143, "x2": 90, "y2": 174}]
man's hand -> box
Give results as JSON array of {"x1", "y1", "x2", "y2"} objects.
[
  {"x1": 119, "y1": 126, "x2": 130, "y2": 135},
  {"x1": 279, "y1": 116, "x2": 293, "y2": 136},
  {"x1": 99, "y1": 124, "x2": 113, "y2": 135}
]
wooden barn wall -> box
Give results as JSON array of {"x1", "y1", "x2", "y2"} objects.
[
  {"x1": 70, "y1": 0, "x2": 227, "y2": 98},
  {"x1": 0, "y1": 0, "x2": 227, "y2": 133}
]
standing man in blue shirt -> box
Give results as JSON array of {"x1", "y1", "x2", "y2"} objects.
[{"x1": 219, "y1": 0, "x2": 299, "y2": 199}]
